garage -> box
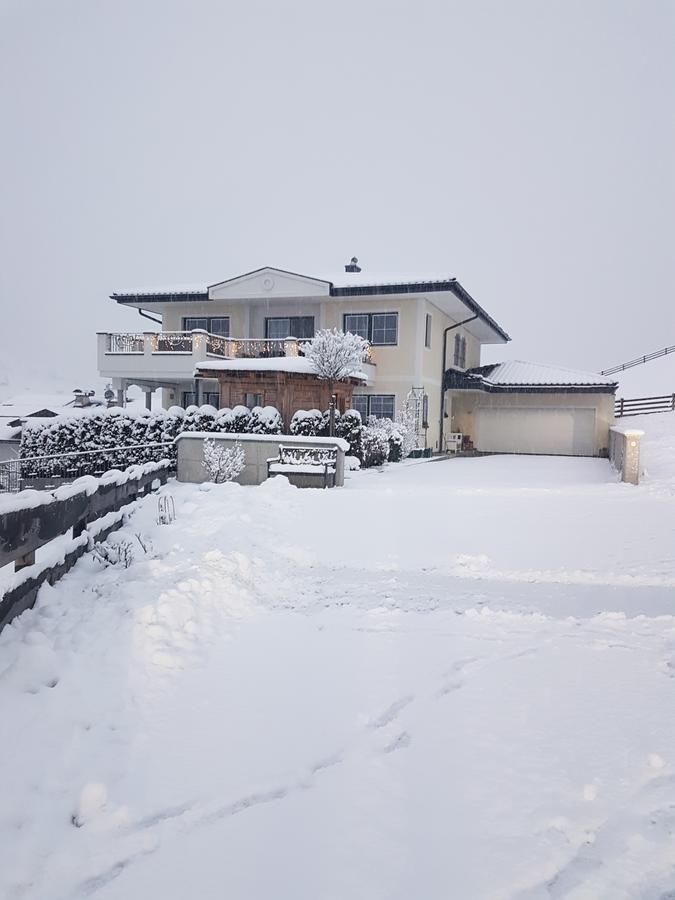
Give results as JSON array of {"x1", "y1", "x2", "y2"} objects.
[
  {"x1": 445, "y1": 361, "x2": 618, "y2": 458},
  {"x1": 474, "y1": 407, "x2": 596, "y2": 456}
]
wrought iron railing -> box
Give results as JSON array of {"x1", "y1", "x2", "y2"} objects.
[
  {"x1": 107, "y1": 333, "x2": 145, "y2": 353},
  {"x1": 104, "y1": 331, "x2": 304, "y2": 359},
  {"x1": 0, "y1": 442, "x2": 175, "y2": 494}
]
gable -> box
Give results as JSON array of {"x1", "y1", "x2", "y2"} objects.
[{"x1": 208, "y1": 267, "x2": 331, "y2": 301}]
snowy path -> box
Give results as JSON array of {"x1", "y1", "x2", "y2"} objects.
[{"x1": 2, "y1": 451, "x2": 675, "y2": 899}]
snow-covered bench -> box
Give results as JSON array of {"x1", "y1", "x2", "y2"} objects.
[{"x1": 267, "y1": 445, "x2": 338, "y2": 489}]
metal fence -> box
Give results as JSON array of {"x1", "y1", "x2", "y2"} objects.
[
  {"x1": 0, "y1": 442, "x2": 175, "y2": 494},
  {"x1": 615, "y1": 394, "x2": 675, "y2": 418}
]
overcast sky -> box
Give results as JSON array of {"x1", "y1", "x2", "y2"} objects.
[{"x1": 1, "y1": 0, "x2": 673, "y2": 394}]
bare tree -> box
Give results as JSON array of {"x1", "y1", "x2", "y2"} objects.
[{"x1": 302, "y1": 329, "x2": 370, "y2": 435}]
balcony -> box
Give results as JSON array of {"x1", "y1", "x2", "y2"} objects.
[{"x1": 97, "y1": 331, "x2": 376, "y2": 387}]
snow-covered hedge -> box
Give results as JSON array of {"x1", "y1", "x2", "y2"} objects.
[
  {"x1": 20, "y1": 405, "x2": 284, "y2": 477},
  {"x1": 288, "y1": 408, "x2": 416, "y2": 468}
]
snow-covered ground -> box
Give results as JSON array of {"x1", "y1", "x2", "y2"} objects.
[{"x1": 2, "y1": 419, "x2": 675, "y2": 900}]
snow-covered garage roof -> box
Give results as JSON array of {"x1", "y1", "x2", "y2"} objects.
[
  {"x1": 473, "y1": 361, "x2": 618, "y2": 388},
  {"x1": 445, "y1": 360, "x2": 619, "y2": 394}
]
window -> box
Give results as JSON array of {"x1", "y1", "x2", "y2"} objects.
[
  {"x1": 203, "y1": 391, "x2": 220, "y2": 408},
  {"x1": 183, "y1": 316, "x2": 230, "y2": 336},
  {"x1": 245, "y1": 392, "x2": 262, "y2": 409},
  {"x1": 265, "y1": 316, "x2": 314, "y2": 340},
  {"x1": 351, "y1": 395, "x2": 369, "y2": 419},
  {"x1": 453, "y1": 334, "x2": 467, "y2": 368},
  {"x1": 182, "y1": 390, "x2": 219, "y2": 408},
  {"x1": 425, "y1": 313, "x2": 432, "y2": 349},
  {"x1": 352, "y1": 394, "x2": 396, "y2": 420},
  {"x1": 343, "y1": 312, "x2": 398, "y2": 346}
]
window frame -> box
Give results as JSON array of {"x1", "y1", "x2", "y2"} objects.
[
  {"x1": 425, "y1": 313, "x2": 432, "y2": 349},
  {"x1": 265, "y1": 316, "x2": 315, "y2": 340},
  {"x1": 351, "y1": 393, "x2": 396, "y2": 420},
  {"x1": 343, "y1": 312, "x2": 398, "y2": 346},
  {"x1": 245, "y1": 392, "x2": 263, "y2": 409},
  {"x1": 182, "y1": 316, "x2": 230, "y2": 336}
]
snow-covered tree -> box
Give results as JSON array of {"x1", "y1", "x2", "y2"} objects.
[
  {"x1": 302, "y1": 329, "x2": 370, "y2": 435},
  {"x1": 202, "y1": 439, "x2": 245, "y2": 483},
  {"x1": 395, "y1": 404, "x2": 419, "y2": 458}
]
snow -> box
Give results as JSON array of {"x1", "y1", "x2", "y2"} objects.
[
  {"x1": 176, "y1": 431, "x2": 350, "y2": 451},
  {"x1": 471, "y1": 360, "x2": 618, "y2": 387},
  {"x1": 196, "y1": 355, "x2": 368, "y2": 381},
  {"x1": 2, "y1": 420, "x2": 675, "y2": 898},
  {"x1": 269, "y1": 464, "x2": 336, "y2": 474},
  {"x1": 111, "y1": 283, "x2": 210, "y2": 297},
  {"x1": 313, "y1": 271, "x2": 456, "y2": 288}
]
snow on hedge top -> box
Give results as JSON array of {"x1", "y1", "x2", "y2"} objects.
[
  {"x1": 473, "y1": 361, "x2": 618, "y2": 387},
  {"x1": 196, "y1": 356, "x2": 367, "y2": 381}
]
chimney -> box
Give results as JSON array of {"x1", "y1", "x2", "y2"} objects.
[{"x1": 344, "y1": 256, "x2": 361, "y2": 273}]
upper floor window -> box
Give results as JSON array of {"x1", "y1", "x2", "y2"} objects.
[
  {"x1": 265, "y1": 316, "x2": 314, "y2": 340},
  {"x1": 183, "y1": 316, "x2": 230, "y2": 336},
  {"x1": 343, "y1": 312, "x2": 398, "y2": 346},
  {"x1": 453, "y1": 333, "x2": 467, "y2": 368},
  {"x1": 425, "y1": 313, "x2": 432, "y2": 349}
]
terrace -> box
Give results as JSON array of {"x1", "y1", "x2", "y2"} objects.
[{"x1": 97, "y1": 330, "x2": 375, "y2": 392}]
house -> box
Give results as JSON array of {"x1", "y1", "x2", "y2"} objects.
[
  {"x1": 98, "y1": 262, "x2": 617, "y2": 456},
  {"x1": 0, "y1": 392, "x2": 105, "y2": 461}
]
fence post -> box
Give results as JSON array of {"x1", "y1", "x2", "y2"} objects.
[
  {"x1": 671, "y1": 394, "x2": 675, "y2": 411},
  {"x1": 15, "y1": 550, "x2": 35, "y2": 572},
  {"x1": 619, "y1": 398, "x2": 624, "y2": 417}
]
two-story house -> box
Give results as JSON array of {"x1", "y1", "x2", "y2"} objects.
[{"x1": 99, "y1": 261, "x2": 616, "y2": 455}]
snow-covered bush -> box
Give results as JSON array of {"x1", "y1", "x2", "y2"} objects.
[
  {"x1": 396, "y1": 405, "x2": 419, "y2": 458},
  {"x1": 335, "y1": 408, "x2": 363, "y2": 459},
  {"x1": 19, "y1": 403, "x2": 284, "y2": 477},
  {"x1": 202, "y1": 438, "x2": 245, "y2": 483},
  {"x1": 361, "y1": 422, "x2": 390, "y2": 468},
  {"x1": 345, "y1": 455, "x2": 361, "y2": 471},
  {"x1": 248, "y1": 406, "x2": 283, "y2": 434},
  {"x1": 290, "y1": 409, "x2": 324, "y2": 436},
  {"x1": 368, "y1": 416, "x2": 404, "y2": 462}
]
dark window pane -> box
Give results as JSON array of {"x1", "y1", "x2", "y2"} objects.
[
  {"x1": 351, "y1": 395, "x2": 369, "y2": 418},
  {"x1": 266, "y1": 318, "x2": 290, "y2": 339},
  {"x1": 369, "y1": 394, "x2": 395, "y2": 419},
  {"x1": 182, "y1": 391, "x2": 196, "y2": 407},
  {"x1": 344, "y1": 314, "x2": 370, "y2": 340},
  {"x1": 209, "y1": 318, "x2": 230, "y2": 336},
  {"x1": 425, "y1": 313, "x2": 432, "y2": 348},
  {"x1": 290, "y1": 316, "x2": 315, "y2": 339},
  {"x1": 371, "y1": 313, "x2": 397, "y2": 346},
  {"x1": 203, "y1": 392, "x2": 220, "y2": 408},
  {"x1": 184, "y1": 317, "x2": 208, "y2": 331}
]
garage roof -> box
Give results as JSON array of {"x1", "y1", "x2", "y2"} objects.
[{"x1": 446, "y1": 360, "x2": 618, "y2": 394}]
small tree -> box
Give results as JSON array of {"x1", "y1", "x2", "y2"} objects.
[
  {"x1": 302, "y1": 329, "x2": 370, "y2": 435},
  {"x1": 202, "y1": 438, "x2": 245, "y2": 483}
]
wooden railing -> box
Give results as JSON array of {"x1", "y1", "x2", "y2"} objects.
[
  {"x1": 0, "y1": 460, "x2": 170, "y2": 631},
  {"x1": 614, "y1": 394, "x2": 675, "y2": 418}
]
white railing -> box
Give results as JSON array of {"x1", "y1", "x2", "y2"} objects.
[{"x1": 104, "y1": 331, "x2": 302, "y2": 359}]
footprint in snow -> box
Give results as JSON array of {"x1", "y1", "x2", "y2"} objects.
[{"x1": 369, "y1": 695, "x2": 414, "y2": 729}]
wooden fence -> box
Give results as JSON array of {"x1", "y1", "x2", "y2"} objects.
[
  {"x1": 0, "y1": 461, "x2": 169, "y2": 631},
  {"x1": 614, "y1": 394, "x2": 675, "y2": 418}
]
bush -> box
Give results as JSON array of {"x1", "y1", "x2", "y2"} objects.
[
  {"x1": 336, "y1": 408, "x2": 363, "y2": 459},
  {"x1": 290, "y1": 409, "x2": 324, "y2": 436},
  {"x1": 202, "y1": 438, "x2": 246, "y2": 483},
  {"x1": 19, "y1": 403, "x2": 283, "y2": 478},
  {"x1": 361, "y1": 423, "x2": 390, "y2": 468}
]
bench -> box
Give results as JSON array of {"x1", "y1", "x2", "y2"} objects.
[
  {"x1": 444, "y1": 432, "x2": 463, "y2": 454},
  {"x1": 267, "y1": 445, "x2": 338, "y2": 488}
]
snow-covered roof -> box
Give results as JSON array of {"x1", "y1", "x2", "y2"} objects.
[
  {"x1": 312, "y1": 272, "x2": 456, "y2": 288},
  {"x1": 468, "y1": 361, "x2": 618, "y2": 388},
  {"x1": 0, "y1": 394, "x2": 78, "y2": 419},
  {"x1": 111, "y1": 283, "x2": 210, "y2": 297},
  {"x1": 196, "y1": 356, "x2": 367, "y2": 381}
]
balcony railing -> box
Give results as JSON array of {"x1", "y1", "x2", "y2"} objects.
[{"x1": 104, "y1": 331, "x2": 304, "y2": 359}]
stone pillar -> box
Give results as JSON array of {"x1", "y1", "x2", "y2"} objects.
[
  {"x1": 622, "y1": 431, "x2": 642, "y2": 485},
  {"x1": 117, "y1": 385, "x2": 126, "y2": 407},
  {"x1": 145, "y1": 391, "x2": 152, "y2": 411}
]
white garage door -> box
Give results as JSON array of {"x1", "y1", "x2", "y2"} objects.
[{"x1": 474, "y1": 407, "x2": 596, "y2": 456}]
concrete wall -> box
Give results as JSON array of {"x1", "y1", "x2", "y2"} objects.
[
  {"x1": 609, "y1": 425, "x2": 644, "y2": 484},
  {"x1": 450, "y1": 391, "x2": 615, "y2": 456},
  {"x1": 176, "y1": 432, "x2": 348, "y2": 487}
]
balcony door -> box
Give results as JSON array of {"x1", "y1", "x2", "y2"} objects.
[{"x1": 265, "y1": 316, "x2": 314, "y2": 340}]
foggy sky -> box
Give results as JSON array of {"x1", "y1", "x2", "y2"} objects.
[{"x1": 1, "y1": 0, "x2": 673, "y2": 393}]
